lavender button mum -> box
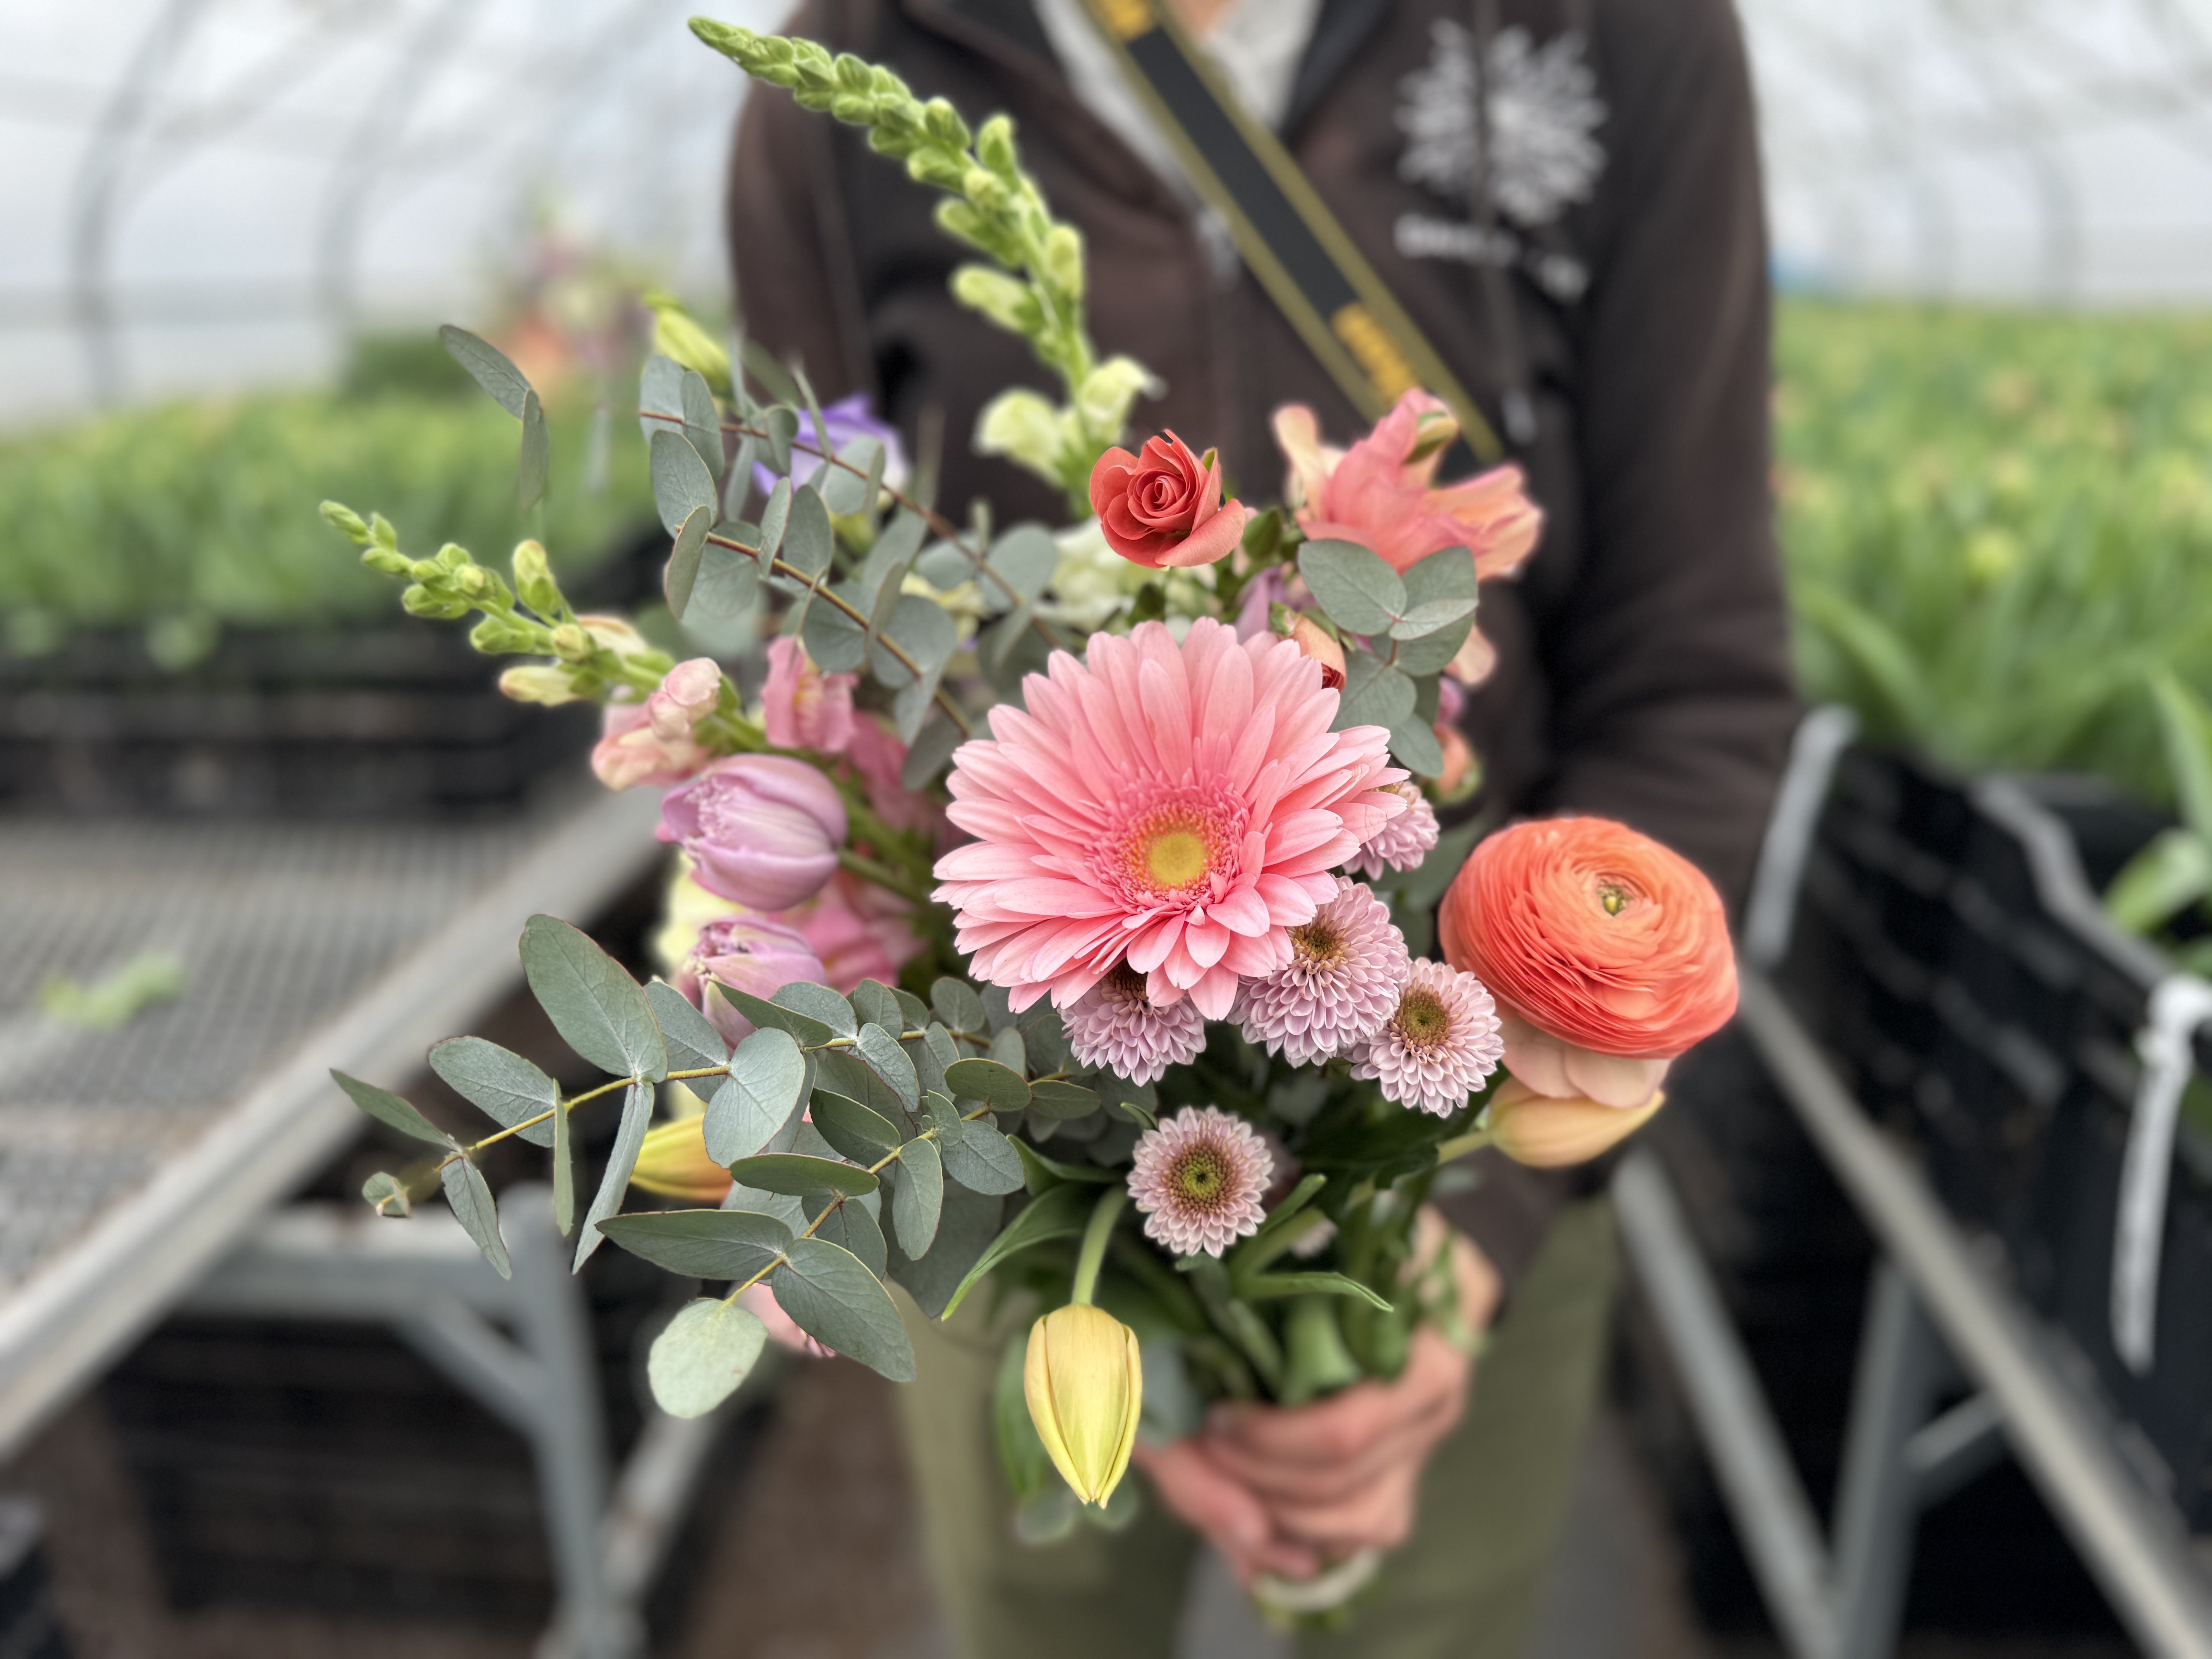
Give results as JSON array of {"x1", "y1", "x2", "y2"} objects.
[
  {"x1": 1063, "y1": 962, "x2": 1206, "y2": 1085},
  {"x1": 1235, "y1": 878, "x2": 1411, "y2": 1066},
  {"x1": 1127, "y1": 1106, "x2": 1274, "y2": 1258},
  {"x1": 1351, "y1": 958, "x2": 1505, "y2": 1117},
  {"x1": 659, "y1": 756, "x2": 847, "y2": 912}
]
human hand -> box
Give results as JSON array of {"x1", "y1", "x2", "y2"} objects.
[{"x1": 1135, "y1": 1219, "x2": 1501, "y2": 1584}]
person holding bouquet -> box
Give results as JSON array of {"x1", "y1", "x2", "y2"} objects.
[{"x1": 713, "y1": 0, "x2": 1796, "y2": 1650}]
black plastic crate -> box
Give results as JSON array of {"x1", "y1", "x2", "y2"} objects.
[{"x1": 1778, "y1": 746, "x2": 2212, "y2": 1527}]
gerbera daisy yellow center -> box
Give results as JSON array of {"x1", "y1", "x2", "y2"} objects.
[
  {"x1": 1147, "y1": 828, "x2": 1209, "y2": 889},
  {"x1": 1391, "y1": 986, "x2": 1451, "y2": 1051},
  {"x1": 1113, "y1": 795, "x2": 1241, "y2": 902}
]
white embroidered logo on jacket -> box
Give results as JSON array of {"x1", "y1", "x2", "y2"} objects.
[{"x1": 1395, "y1": 20, "x2": 1606, "y2": 227}]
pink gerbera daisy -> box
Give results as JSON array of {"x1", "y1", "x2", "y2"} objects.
[
  {"x1": 931, "y1": 619, "x2": 1407, "y2": 1018},
  {"x1": 1127, "y1": 1106, "x2": 1274, "y2": 1257}
]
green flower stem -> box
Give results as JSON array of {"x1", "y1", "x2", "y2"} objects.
[
  {"x1": 1069, "y1": 1187, "x2": 1127, "y2": 1307},
  {"x1": 1432, "y1": 1126, "x2": 1494, "y2": 1165}
]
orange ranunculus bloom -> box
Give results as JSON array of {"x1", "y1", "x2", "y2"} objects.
[{"x1": 1439, "y1": 817, "x2": 1736, "y2": 1083}]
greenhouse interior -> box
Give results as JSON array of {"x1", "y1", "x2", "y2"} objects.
[{"x1": 5, "y1": 0, "x2": 2212, "y2": 1655}]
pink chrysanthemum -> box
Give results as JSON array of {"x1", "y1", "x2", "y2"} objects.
[
  {"x1": 1235, "y1": 878, "x2": 1411, "y2": 1065},
  {"x1": 1127, "y1": 1106, "x2": 1274, "y2": 1257},
  {"x1": 1352, "y1": 958, "x2": 1505, "y2": 1116},
  {"x1": 1064, "y1": 962, "x2": 1207, "y2": 1085},
  {"x1": 932, "y1": 619, "x2": 1407, "y2": 1019},
  {"x1": 1349, "y1": 783, "x2": 1441, "y2": 879}
]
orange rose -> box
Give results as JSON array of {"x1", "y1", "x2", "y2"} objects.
[
  {"x1": 1089, "y1": 431, "x2": 1249, "y2": 568},
  {"x1": 1439, "y1": 817, "x2": 1735, "y2": 1105}
]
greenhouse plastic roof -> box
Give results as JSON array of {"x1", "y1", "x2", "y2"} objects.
[{"x1": 4, "y1": 0, "x2": 2212, "y2": 428}]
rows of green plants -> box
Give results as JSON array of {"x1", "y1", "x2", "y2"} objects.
[
  {"x1": 1776, "y1": 297, "x2": 2212, "y2": 804},
  {"x1": 0, "y1": 340, "x2": 646, "y2": 665}
]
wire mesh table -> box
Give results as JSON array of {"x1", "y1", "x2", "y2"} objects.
[{"x1": 0, "y1": 784, "x2": 664, "y2": 1458}]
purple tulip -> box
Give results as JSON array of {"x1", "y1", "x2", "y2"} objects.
[
  {"x1": 658, "y1": 756, "x2": 847, "y2": 911},
  {"x1": 753, "y1": 394, "x2": 908, "y2": 501},
  {"x1": 678, "y1": 915, "x2": 831, "y2": 1043}
]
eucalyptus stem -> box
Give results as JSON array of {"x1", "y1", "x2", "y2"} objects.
[{"x1": 1069, "y1": 1188, "x2": 1127, "y2": 1307}]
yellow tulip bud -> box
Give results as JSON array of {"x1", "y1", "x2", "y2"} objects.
[
  {"x1": 1024, "y1": 1304, "x2": 1142, "y2": 1507},
  {"x1": 1487, "y1": 1076, "x2": 1664, "y2": 1169},
  {"x1": 629, "y1": 1115, "x2": 734, "y2": 1203}
]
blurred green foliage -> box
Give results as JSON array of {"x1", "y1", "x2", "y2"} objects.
[
  {"x1": 1777, "y1": 299, "x2": 2212, "y2": 802},
  {"x1": 0, "y1": 346, "x2": 647, "y2": 664}
]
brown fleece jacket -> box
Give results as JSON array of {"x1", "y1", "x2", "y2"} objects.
[{"x1": 727, "y1": 0, "x2": 1800, "y2": 1285}]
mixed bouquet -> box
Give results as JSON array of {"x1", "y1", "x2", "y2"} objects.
[{"x1": 319, "y1": 17, "x2": 1736, "y2": 1615}]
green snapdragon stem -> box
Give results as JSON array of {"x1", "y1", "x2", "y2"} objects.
[{"x1": 1070, "y1": 1189, "x2": 1127, "y2": 1307}]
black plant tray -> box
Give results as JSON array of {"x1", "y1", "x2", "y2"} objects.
[{"x1": 1778, "y1": 745, "x2": 2212, "y2": 1527}]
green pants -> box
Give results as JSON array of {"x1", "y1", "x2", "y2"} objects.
[{"x1": 895, "y1": 1198, "x2": 1620, "y2": 1659}]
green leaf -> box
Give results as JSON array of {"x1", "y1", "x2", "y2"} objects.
[
  {"x1": 703, "y1": 1027, "x2": 807, "y2": 1166},
  {"x1": 946, "y1": 1057, "x2": 1029, "y2": 1113},
  {"x1": 1389, "y1": 597, "x2": 1477, "y2": 639},
  {"x1": 894, "y1": 987, "x2": 933, "y2": 1029},
  {"x1": 1026, "y1": 1079, "x2": 1100, "y2": 1120},
  {"x1": 1012, "y1": 1137, "x2": 1118, "y2": 1194},
  {"x1": 1238, "y1": 1173, "x2": 1328, "y2": 1258},
  {"x1": 996, "y1": 1332, "x2": 1052, "y2": 1499},
  {"x1": 814, "y1": 1047, "x2": 905, "y2": 1126},
  {"x1": 987, "y1": 524, "x2": 1059, "y2": 604},
  {"x1": 640, "y1": 354, "x2": 684, "y2": 445},
  {"x1": 942, "y1": 1117, "x2": 1025, "y2": 1195},
  {"x1": 574, "y1": 1080, "x2": 655, "y2": 1269},
  {"x1": 725, "y1": 1153, "x2": 879, "y2": 1197},
  {"x1": 681, "y1": 368, "x2": 724, "y2": 478},
  {"x1": 892, "y1": 1134, "x2": 943, "y2": 1257},
  {"x1": 1387, "y1": 713, "x2": 1446, "y2": 778},
  {"x1": 802, "y1": 583, "x2": 871, "y2": 672},
  {"x1": 517, "y1": 390, "x2": 550, "y2": 513},
  {"x1": 2152, "y1": 670, "x2": 2212, "y2": 845},
  {"x1": 819, "y1": 434, "x2": 884, "y2": 515},
  {"x1": 776, "y1": 981, "x2": 857, "y2": 1039},
  {"x1": 932, "y1": 977, "x2": 989, "y2": 1035},
  {"x1": 989, "y1": 1026, "x2": 1027, "y2": 1074},
  {"x1": 597, "y1": 1208, "x2": 791, "y2": 1281},
  {"x1": 1391, "y1": 616, "x2": 1476, "y2": 677},
  {"x1": 441, "y1": 1157, "x2": 511, "y2": 1279},
  {"x1": 2105, "y1": 826, "x2": 2212, "y2": 935},
  {"x1": 520, "y1": 915, "x2": 667, "y2": 1082},
  {"x1": 850, "y1": 980, "x2": 903, "y2": 1032},
  {"x1": 872, "y1": 594, "x2": 958, "y2": 687},
  {"x1": 773, "y1": 1236, "x2": 917, "y2": 1380},
  {"x1": 645, "y1": 980, "x2": 730, "y2": 1075},
  {"x1": 649, "y1": 1299, "x2": 767, "y2": 1418},
  {"x1": 691, "y1": 538, "x2": 761, "y2": 623},
  {"x1": 780, "y1": 483, "x2": 834, "y2": 585},
  {"x1": 714, "y1": 984, "x2": 835, "y2": 1048},
  {"x1": 1336, "y1": 651, "x2": 1416, "y2": 733},
  {"x1": 855, "y1": 1023, "x2": 921, "y2": 1112},
  {"x1": 888, "y1": 1185, "x2": 1005, "y2": 1316},
  {"x1": 811, "y1": 1089, "x2": 904, "y2": 1163},
  {"x1": 663, "y1": 505, "x2": 714, "y2": 619},
  {"x1": 361, "y1": 1170, "x2": 410, "y2": 1218},
  {"x1": 756, "y1": 477, "x2": 793, "y2": 562},
  {"x1": 439, "y1": 324, "x2": 530, "y2": 417},
  {"x1": 428, "y1": 1037, "x2": 558, "y2": 1149},
  {"x1": 1240, "y1": 1271, "x2": 1393, "y2": 1312},
  {"x1": 651, "y1": 428, "x2": 718, "y2": 536},
  {"x1": 551, "y1": 1089, "x2": 576, "y2": 1237},
  {"x1": 1400, "y1": 544, "x2": 1479, "y2": 607},
  {"x1": 941, "y1": 1184, "x2": 1092, "y2": 1318},
  {"x1": 903, "y1": 714, "x2": 965, "y2": 790},
  {"x1": 1299, "y1": 539, "x2": 1403, "y2": 637},
  {"x1": 809, "y1": 1193, "x2": 888, "y2": 1280},
  {"x1": 332, "y1": 1070, "x2": 448, "y2": 1147},
  {"x1": 762, "y1": 404, "x2": 800, "y2": 475}
]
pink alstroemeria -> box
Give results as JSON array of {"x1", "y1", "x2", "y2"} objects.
[
  {"x1": 760, "y1": 637, "x2": 857, "y2": 755},
  {"x1": 932, "y1": 618, "x2": 1406, "y2": 1020},
  {"x1": 1274, "y1": 391, "x2": 1542, "y2": 580}
]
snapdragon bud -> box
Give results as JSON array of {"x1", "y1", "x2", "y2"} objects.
[
  {"x1": 402, "y1": 584, "x2": 467, "y2": 620},
  {"x1": 907, "y1": 145, "x2": 969, "y2": 191},
  {"x1": 975, "y1": 115, "x2": 1018, "y2": 177},
  {"x1": 922, "y1": 97, "x2": 970, "y2": 150},
  {"x1": 512, "y1": 539, "x2": 562, "y2": 617},
  {"x1": 409, "y1": 559, "x2": 442, "y2": 584},
  {"x1": 951, "y1": 266, "x2": 1042, "y2": 334},
  {"x1": 550, "y1": 623, "x2": 592, "y2": 662},
  {"x1": 319, "y1": 501, "x2": 371, "y2": 544},
  {"x1": 1024, "y1": 1305, "x2": 1142, "y2": 1507},
  {"x1": 1043, "y1": 224, "x2": 1084, "y2": 301},
  {"x1": 457, "y1": 565, "x2": 490, "y2": 599},
  {"x1": 360, "y1": 546, "x2": 412, "y2": 577},
  {"x1": 962, "y1": 167, "x2": 1008, "y2": 212},
  {"x1": 498, "y1": 665, "x2": 580, "y2": 706},
  {"x1": 470, "y1": 616, "x2": 537, "y2": 654},
  {"x1": 435, "y1": 543, "x2": 470, "y2": 572}
]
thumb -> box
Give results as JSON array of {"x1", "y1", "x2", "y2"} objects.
[{"x1": 1133, "y1": 1439, "x2": 1270, "y2": 1555}]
